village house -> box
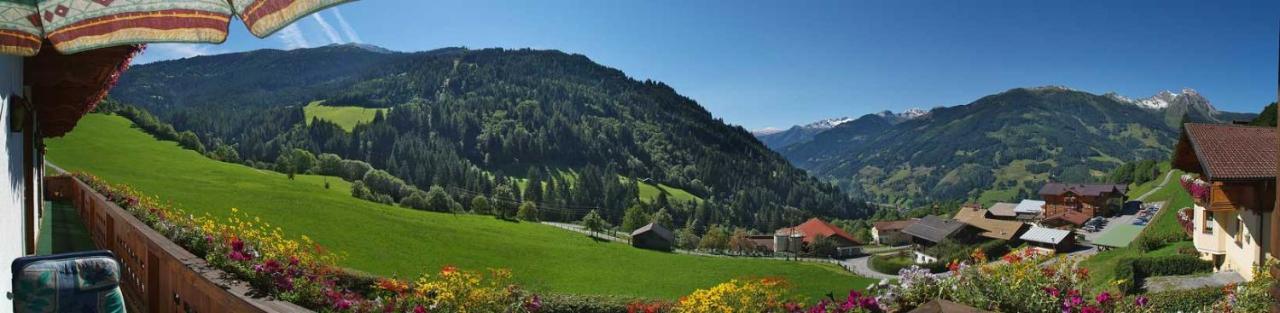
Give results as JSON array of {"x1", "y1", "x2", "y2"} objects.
[
  {"x1": 773, "y1": 218, "x2": 861, "y2": 257},
  {"x1": 986, "y1": 202, "x2": 1019, "y2": 220},
  {"x1": 630, "y1": 223, "x2": 675, "y2": 251},
  {"x1": 902, "y1": 215, "x2": 977, "y2": 263},
  {"x1": 1013, "y1": 199, "x2": 1046, "y2": 221},
  {"x1": 1019, "y1": 225, "x2": 1075, "y2": 253},
  {"x1": 952, "y1": 205, "x2": 1028, "y2": 241},
  {"x1": 1038, "y1": 182, "x2": 1127, "y2": 226},
  {"x1": 871, "y1": 219, "x2": 915, "y2": 246},
  {"x1": 1173, "y1": 123, "x2": 1277, "y2": 281}
]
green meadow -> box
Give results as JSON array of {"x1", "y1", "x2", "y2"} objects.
[
  {"x1": 303, "y1": 101, "x2": 390, "y2": 132},
  {"x1": 47, "y1": 114, "x2": 874, "y2": 299}
]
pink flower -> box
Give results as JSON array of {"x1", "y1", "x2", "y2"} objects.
[
  {"x1": 525, "y1": 294, "x2": 542, "y2": 312},
  {"x1": 1095, "y1": 292, "x2": 1112, "y2": 304},
  {"x1": 1081, "y1": 306, "x2": 1102, "y2": 313},
  {"x1": 413, "y1": 304, "x2": 427, "y2": 313},
  {"x1": 1043, "y1": 287, "x2": 1060, "y2": 298},
  {"x1": 333, "y1": 298, "x2": 352, "y2": 310}
]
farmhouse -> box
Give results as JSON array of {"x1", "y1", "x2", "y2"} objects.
[
  {"x1": 1173, "y1": 123, "x2": 1277, "y2": 281},
  {"x1": 871, "y1": 219, "x2": 915, "y2": 246},
  {"x1": 1038, "y1": 182, "x2": 1127, "y2": 225},
  {"x1": 0, "y1": 1, "x2": 354, "y2": 312},
  {"x1": 952, "y1": 205, "x2": 1028, "y2": 241},
  {"x1": 773, "y1": 218, "x2": 861, "y2": 257},
  {"x1": 630, "y1": 223, "x2": 675, "y2": 251},
  {"x1": 1013, "y1": 199, "x2": 1046, "y2": 221},
  {"x1": 902, "y1": 215, "x2": 976, "y2": 263},
  {"x1": 986, "y1": 202, "x2": 1019, "y2": 220},
  {"x1": 1019, "y1": 225, "x2": 1075, "y2": 253}
]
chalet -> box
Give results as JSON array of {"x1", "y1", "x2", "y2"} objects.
[
  {"x1": 1013, "y1": 199, "x2": 1046, "y2": 221},
  {"x1": 902, "y1": 215, "x2": 976, "y2": 263},
  {"x1": 871, "y1": 219, "x2": 915, "y2": 246},
  {"x1": 952, "y1": 205, "x2": 1028, "y2": 241},
  {"x1": 1019, "y1": 225, "x2": 1075, "y2": 253},
  {"x1": 0, "y1": 1, "x2": 353, "y2": 312},
  {"x1": 630, "y1": 223, "x2": 675, "y2": 251},
  {"x1": 986, "y1": 202, "x2": 1019, "y2": 220},
  {"x1": 1038, "y1": 182, "x2": 1128, "y2": 226},
  {"x1": 773, "y1": 218, "x2": 861, "y2": 257},
  {"x1": 1173, "y1": 123, "x2": 1277, "y2": 280}
]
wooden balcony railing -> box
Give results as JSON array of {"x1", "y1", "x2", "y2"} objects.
[{"x1": 44, "y1": 175, "x2": 311, "y2": 313}]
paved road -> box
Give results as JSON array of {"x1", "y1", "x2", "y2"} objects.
[
  {"x1": 1134, "y1": 171, "x2": 1175, "y2": 202},
  {"x1": 1145, "y1": 272, "x2": 1245, "y2": 293},
  {"x1": 840, "y1": 255, "x2": 900, "y2": 280},
  {"x1": 541, "y1": 222, "x2": 626, "y2": 243}
]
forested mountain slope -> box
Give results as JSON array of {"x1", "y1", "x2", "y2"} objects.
[
  {"x1": 780, "y1": 86, "x2": 1257, "y2": 207},
  {"x1": 108, "y1": 44, "x2": 867, "y2": 231}
]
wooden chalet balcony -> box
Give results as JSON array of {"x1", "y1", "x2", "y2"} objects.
[
  {"x1": 44, "y1": 175, "x2": 310, "y2": 313},
  {"x1": 1192, "y1": 181, "x2": 1261, "y2": 212}
]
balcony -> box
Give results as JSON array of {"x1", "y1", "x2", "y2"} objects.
[{"x1": 43, "y1": 175, "x2": 309, "y2": 313}]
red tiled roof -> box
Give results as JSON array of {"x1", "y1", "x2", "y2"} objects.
[
  {"x1": 1043, "y1": 210, "x2": 1091, "y2": 226},
  {"x1": 775, "y1": 218, "x2": 860, "y2": 245},
  {"x1": 872, "y1": 219, "x2": 915, "y2": 232},
  {"x1": 1179, "y1": 123, "x2": 1277, "y2": 181}
]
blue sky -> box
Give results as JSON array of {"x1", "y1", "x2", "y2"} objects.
[{"x1": 136, "y1": 0, "x2": 1279, "y2": 130}]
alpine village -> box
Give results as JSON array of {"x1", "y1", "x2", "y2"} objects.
[{"x1": 0, "y1": 1, "x2": 1276, "y2": 313}]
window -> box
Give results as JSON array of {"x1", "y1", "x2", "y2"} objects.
[
  {"x1": 1234, "y1": 216, "x2": 1243, "y2": 246},
  {"x1": 1203, "y1": 213, "x2": 1214, "y2": 235}
]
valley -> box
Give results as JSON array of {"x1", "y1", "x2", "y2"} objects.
[{"x1": 46, "y1": 114, "x2": 874, "y2": 300}]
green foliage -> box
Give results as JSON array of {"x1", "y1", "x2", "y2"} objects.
[
  {"x1": 620, "y1": 204, "x2": 650, "y2": 232},
  {"x1": 176, "y1": 130, "x2": 205, "y2": 153},
  {"x1": 580, "y1": 210, "x2": 607, "y2": 237},
  {"x1": 697, "y1": 225, "x2": 730, "y2": 252},
  {"x1": 1247, "y1": 102, "x2": 1277, "y2": 127},
  {"x1": 209, "y1": 142, "x2": 240, "y2": 163},
  {"x1": 362, "y1": 169, "x2": 411, "y2": 200},
  {"x1": 470, "y1": 195, "x2": 491, "y2": 215},
  {"x1": 425, "y1": 185, "x2": 456, "y2": 212},
  {"x1": 807, "y1": 234, "x2": 836, "y2": 258},
  {"x1": 516, "y1": 202, "x2": 539, "y2": 221},
  {"x1": 868, "y1": 253, "x2": 915, "y2": 275},
  {"x1": 675, "y1": 224, "x2": 700, "y2": 250},
  {"x1": 538, "y1": 294, "x2": 651, "y2": 313},
  {"x1": 650, "y1": 208, "x2": 674, "y2": 230}
]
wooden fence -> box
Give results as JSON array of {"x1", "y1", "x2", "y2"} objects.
[{"x1": 44, "y1": 175, "x2": 310, "y2": 313}]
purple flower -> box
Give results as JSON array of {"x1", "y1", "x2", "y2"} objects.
[
  {"x1": 413, "y1": 305, "x2": 427, "y2": 313},
  {"x1": 1043, "y1": 287, "x2": 1060, "y2": 298},
  {"x1": 1135, "y1": 296, "x2": 1149, "y2": 307},
  {"x1": 333, "y1": 298, "x2": 352, "y2": 310},
  {"x1": 1069, "y1": 294, "x2": 1083, "y2": 307},
  {"x1": 1081, "y1": 306, "x2": 1102, "y2": 313},
  {"x1": 525, "y1": 294, "x2": 542, "y2": 312}
]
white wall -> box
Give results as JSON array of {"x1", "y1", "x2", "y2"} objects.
[{"x1": 0, "y1": 54, "x2": 23, "y2": 313}]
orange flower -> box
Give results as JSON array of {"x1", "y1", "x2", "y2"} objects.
[
  {"x1": 376, "y1": 278, "x2": 409, "y2": 294},
  {"x1": 441, "y1": 265, "x2": 457, "y2": 275}
]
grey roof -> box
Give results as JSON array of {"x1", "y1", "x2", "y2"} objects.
[
  {"x1": 1019, "y1": 226, "x2": 1071, "y2": 244},
  {"x1": 1038, "y1": 183, "x2": 1128, "y2": 197},
  {"x1": 987, "y1": 202, "x2": 1018, "y2": 217},
  {"x1": 630, "y1": 223, "x2": 674, "y2": 241},
  {"x1": 1014, "y1": 200, "x2": 1045, "y2": 214},
  {"x1": 901, "y1": 215, "x2": 966, "y2": 243}
]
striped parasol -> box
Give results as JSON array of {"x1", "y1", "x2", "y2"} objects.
[{"x1": 0, "y1": 0, "x2": 354, "y2": 56}]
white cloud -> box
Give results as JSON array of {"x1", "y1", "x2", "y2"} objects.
[
  {"x1": 275, "y1": 24, "x2": 311, "y2": 49},
  {"x1": 332, "y1": 8, "x2": 362, "y2": 43},
  {"x1": 311, "y1": 13, "x2": 343, "y2": 44}
]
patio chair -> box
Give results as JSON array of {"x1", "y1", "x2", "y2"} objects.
[{"x1": 10, "y1": 250, "x2": 126, "y2": 313}]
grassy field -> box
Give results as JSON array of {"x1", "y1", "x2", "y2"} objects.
[
  {"x1": 303, "y1": 101, "x2": 389, "y2": 132},
  {"x1": 47, "y1": 114, "x2": 872, "y2": 300}
]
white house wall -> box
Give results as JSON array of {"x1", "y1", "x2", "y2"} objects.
[{"x1": 0, "y1": 54, "x2": 23, "y2": 313}]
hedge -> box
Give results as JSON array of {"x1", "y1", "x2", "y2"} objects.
[
  {"x1": 869, "y1": 253, "x2": 916, "y2": 275},
  {"x1": 1113, "y1": 254, "x2": 1214, "y2": 293},
  {"x1": 1111, "y1": 286, "x2": 1224, "y2": 312},
  {"x1": 540, "y1": 294, "x2": 665, "y2": 313}
]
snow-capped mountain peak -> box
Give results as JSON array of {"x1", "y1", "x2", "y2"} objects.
[
  {"x1": 1107, "y1": 88, "x2": 1213, "y2": 111},
  {"x1": 804, "y1": 117, "x2": 856, "y2": 129},
  {"x1": 751, "y1": 127, "x2": 785, "y2": 136}
]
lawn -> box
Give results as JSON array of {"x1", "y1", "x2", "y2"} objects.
[
  {"x1": 46, "y1": 114, "x2": 872, "y2": 300},
  {"x1": 303, "y1": 100, "x2": 390, "y2": 132}
]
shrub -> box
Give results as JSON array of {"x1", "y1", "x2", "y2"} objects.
[
  {"x1": 539, "y1": 294, "x2": 660, "y2": 313},
  {"x1": 675, "y1": 278, "x2": 788, "y2": 313},
  {"x1": 868, "y1": 253, "x2": 914, "y2": 275},
  {"x1": 517, "y1": 202, "x2": 539, "y2": 221},
  {"x1": 1113, "y1": 254, "x2": 1213, "y2": 293}
]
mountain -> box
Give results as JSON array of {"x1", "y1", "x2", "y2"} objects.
[
  {"x1": 107, "y1": 45, "x2": 868, "y2": 231},
  {"x1": 779, "y1": 86, "x2": 1258, "y2": 207},
  {"x1": 1106, "y1": 88, "x2": 1256, "y2": 127},
  {"x1": 755, "y1": 109, "x2": 925, "y2": 149}
]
